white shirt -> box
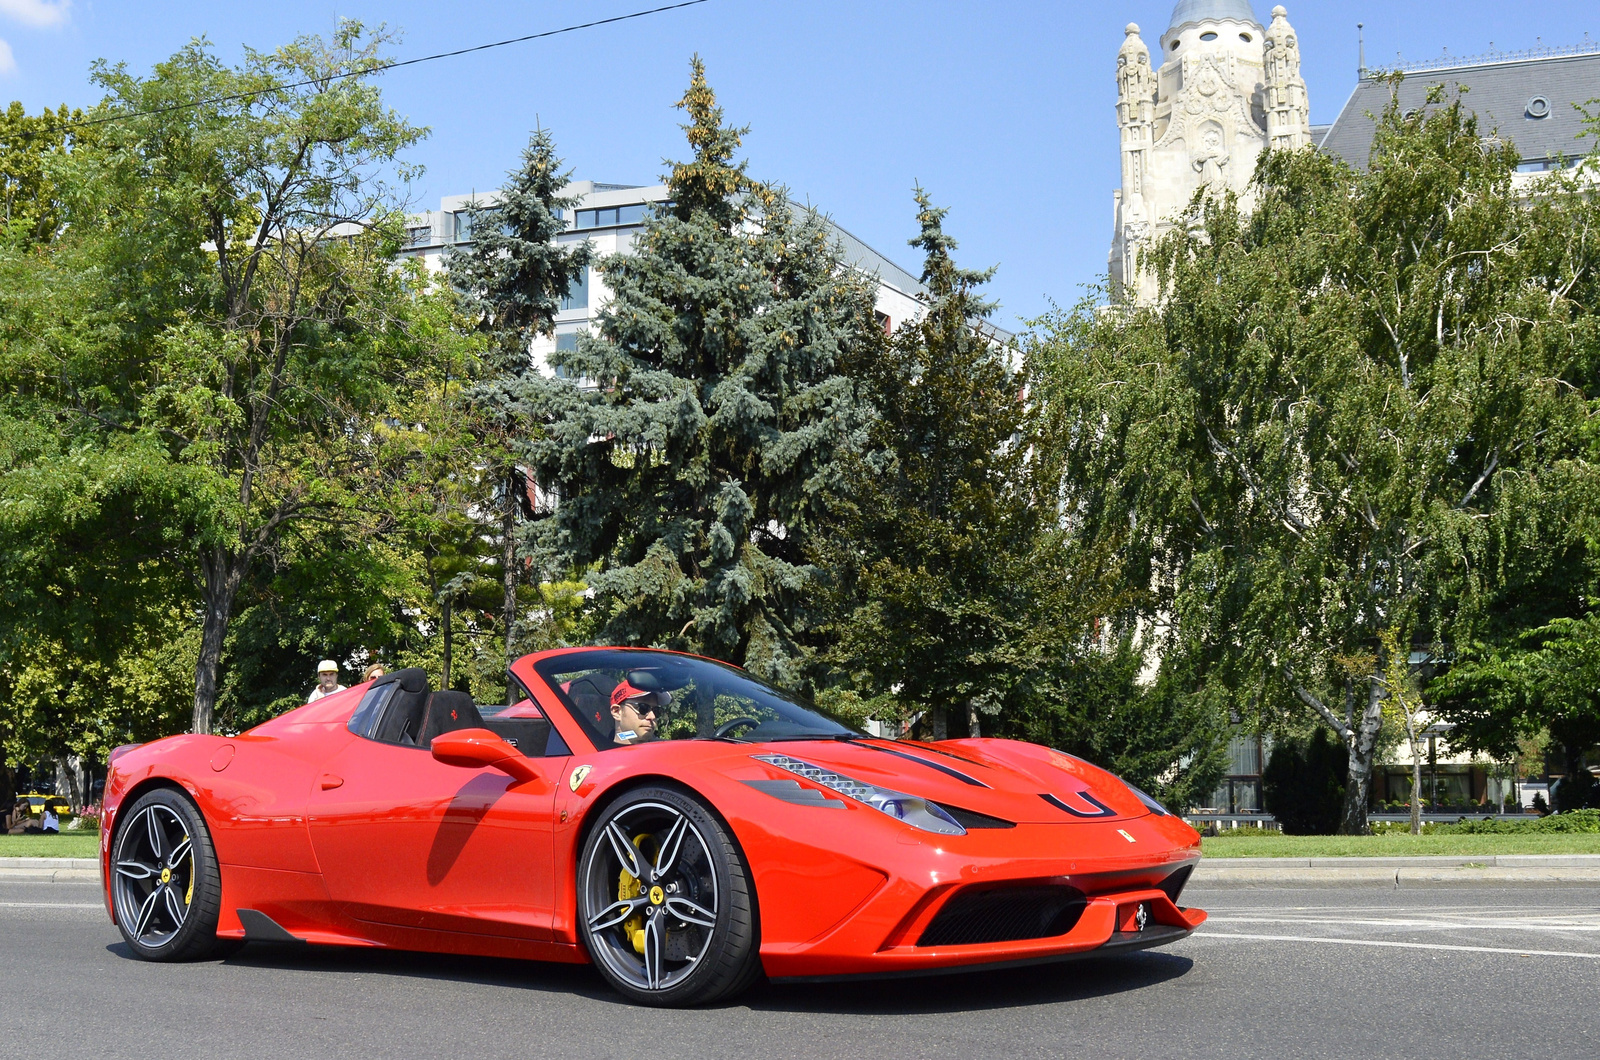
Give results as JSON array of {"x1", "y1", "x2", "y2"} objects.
[{"x1": 307, "y1": 683, "x2": 346, "y2": 703}]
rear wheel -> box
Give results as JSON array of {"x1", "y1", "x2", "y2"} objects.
[
  {"x1": 577, "y1": 786, "x2": 761, "y2": 1006},
  {"x1": 111, "y1": 788, "x2": 230, "y2": 961}
]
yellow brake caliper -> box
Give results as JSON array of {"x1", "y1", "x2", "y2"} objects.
[{"x1": 618, "y1": 832, "x2": 657, "y2": 955}]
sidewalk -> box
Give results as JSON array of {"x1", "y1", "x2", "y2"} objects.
[
  {"x1": 1193, "y1": 854, "x2": 1600, "y2": 887},
  {"x1": 0, "y1": 857, "x2": 99, "y2": 882}
]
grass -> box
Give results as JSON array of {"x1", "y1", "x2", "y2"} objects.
[
  {"x1": 1201, "y1": 832, "x2": 1600, "y2": 858},
  {"x1": 0, "y1": 834, "x2": 101, "y2": 858}
]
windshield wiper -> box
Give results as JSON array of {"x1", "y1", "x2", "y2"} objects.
[{"x1": 761, "y1": 733, "x2": 863, "y2": 742}]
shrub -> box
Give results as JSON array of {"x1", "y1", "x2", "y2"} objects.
[{"x1": 1262, "y1": 729, "x2": 1347, "y2": 835}]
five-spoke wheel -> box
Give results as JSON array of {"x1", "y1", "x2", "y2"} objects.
[
  {"x1": 577, "y1": 786, "x2": 760, "y2": 1005},
  {"x1": 111, "y1": 788, "x2": 229, "y2": 960}
]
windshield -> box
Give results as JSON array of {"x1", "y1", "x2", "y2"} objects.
[{"x1": 533, "y1": 649, "x2": 856, "y2": 750}]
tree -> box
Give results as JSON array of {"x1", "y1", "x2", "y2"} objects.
[
  {"x1": 1028, "y1": 86, "x2": 1597, "y2": 833},
  {"x1": 446, "y1": 128, "x2": 590, "y2": 686},
  {"x1": 814, "y1": 189, "x2": 1076, "y2": 739},
  {"x1": 1261, "y1": 729, "x2": 1346, "y2": 835},
  {"x1": 0, "y1": 102, "x2": 91, "y2": 244},
  {"x1": 524, "y1": 58, "x2": 880, "y2": 690},
  {"x1": 3, "y1": 25, "x2": 428, "y2": 733},
  {"x1": 1432, "y1": 616, "x2": 1600, "y2": 812}
]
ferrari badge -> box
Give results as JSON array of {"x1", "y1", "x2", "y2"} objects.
[{"x1": 568, "y1": 765, "x2": 592, "y2": 792}]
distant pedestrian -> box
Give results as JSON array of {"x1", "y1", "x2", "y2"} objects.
[
  {"x1": 41, "y1": 808, "x2": 59, "y2": 834},
  {"x1": 307, "y1": 660, "x2": 346, "y2": 703},
  {"x1": 362, "y1": 663, "x2": 386, "y2": 683}
]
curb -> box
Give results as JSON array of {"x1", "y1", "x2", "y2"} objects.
[
  {"x1": 0, "y1": 857, "x2": 100, "y2": 883},
  {"x1": 1193, "y1": 854, "x2": 1600, "y2": 887}
]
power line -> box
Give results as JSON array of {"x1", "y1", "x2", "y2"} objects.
[{"x1": 20, "y1": 0, "x2": 712, "y2": 137}]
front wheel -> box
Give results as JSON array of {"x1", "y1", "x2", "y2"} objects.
[
  {"x1": 110, "y1": 787, "x2": 230, "y2": 961},
  {"x1": 577, "y1": 786, "x2": 761, "y2": 1006}
]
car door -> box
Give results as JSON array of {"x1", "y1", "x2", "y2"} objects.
[{"x1": 307, "y1": 688, "x2": 562, "y2": 940}]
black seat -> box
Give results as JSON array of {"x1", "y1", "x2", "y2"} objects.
[
  {"x1": 361, "y1": 668, "x2": 433, "y2": 745},
  {"x1": 416, "y1": 691, "x2": 485, "y2": 747}
]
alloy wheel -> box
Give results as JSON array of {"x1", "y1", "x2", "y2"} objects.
[
  {"x1": 582, "y1": 800, "x2": 721, "y2": 992},
  {"x1": 112, "y1": 803, "x2": 195, "y2": 949}
]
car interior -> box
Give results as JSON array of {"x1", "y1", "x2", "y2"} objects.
[{"x1": 349, "y1": 667, "x2": 567, "y2": 757}]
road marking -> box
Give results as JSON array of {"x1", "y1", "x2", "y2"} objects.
[
  {"x1": 1196, "y1": 931, "x2": 1600, "y2": 959},
  {"x1": 0, "y1": 902, "x2": 101, "y2": 909},
  {"x1": 1207, "y1": 915, "x2": 1600, "y2": 932}
]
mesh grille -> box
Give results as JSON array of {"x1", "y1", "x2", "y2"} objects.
[{"x1": 917, "y1": 885, "x2": 1088, "y2": 947}]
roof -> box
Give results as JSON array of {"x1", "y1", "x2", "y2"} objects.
[
  {"x1": 1321, "y1": 50, "x2": 1600, "y2": 169},
  {"x1": 1166, "y1": 0, "x2": 1260, "y2": 33}
]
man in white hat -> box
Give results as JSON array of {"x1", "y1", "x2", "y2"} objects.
[{"x1": 307, "y1": 660, "x2": 346, "y2": 703}]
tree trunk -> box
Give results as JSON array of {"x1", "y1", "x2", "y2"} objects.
[
  {"x1": 1337, "y1": 676, "x2": 1386, "y2": 835},
  {"x1": 440, "y1": 596, "x2": 453, "y2": 692},
  {"x1": 193, "y1": 548, "x2": 246, "y2": 735},
  {"x1": 927, "y1": 705, "x2": 948, "y2": 741},
  {"x1": 503, "y1": 471, "x2": 520, "y2": 706},
  {"x1": 967, "y1": 700, "x2": 981, "y2": 738}
]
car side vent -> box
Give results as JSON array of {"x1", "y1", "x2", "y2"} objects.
[
  {"x1": 937, "y1": 804, "x2": 1015, "y2": 829},
  {"x1": 743, "y1": 779, "x2": 844, "y2": 808},
  {"x1": 918, "y1": 885, "x2": 1088, "y2": 947},
  {"x1": 1158, "y1": 864, "x2": 1194, "y2": 905}
]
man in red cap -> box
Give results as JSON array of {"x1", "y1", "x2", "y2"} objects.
[{"x1": 610, "y1": 679, "x2": 669, "y2": 743}]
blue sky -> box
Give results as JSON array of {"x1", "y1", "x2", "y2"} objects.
[{"x1": 2, "y1": 0, "x2": 1597, "y2": 330}]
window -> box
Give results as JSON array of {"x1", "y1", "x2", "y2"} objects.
[
  {"x1": 1199, "y1": 31, "x2": 1217, "y2": 41},
  {"x1": 454, "y1": 211, "x2": 474, "y2": 241},
  {"x1": 534, "y1": 649, "x2": 856, "y2": 750},
  {"x1": 405, "y1": 226, "x2": 432, "y2": 248},
  {"x1": 561, "y1": 267, "x2": 589, "y2": 311},
  {"x1": 555, "y1": 332, "x2": 580, "y2": 352},
  {"x1": 1239, "y1": 32, "x2": 1252, "y2": 42},
  {"x1": 574, "y1": 203, "x2": 650, "y2": 229},
  {"x1": 1526, "y1": 95, "x2": 1552, "y2": 119}
]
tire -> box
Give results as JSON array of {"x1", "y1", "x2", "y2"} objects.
[
  {"x1": 110, "y1": 787, "x2": 230, "y2": 961},
  {"x1": 577, "y1": 785, "x2": 761, "y2": 1006}
]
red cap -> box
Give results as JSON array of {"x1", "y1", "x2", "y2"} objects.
[{"x1": 610, "y1": 680, "x2": 651, "y2": 709}]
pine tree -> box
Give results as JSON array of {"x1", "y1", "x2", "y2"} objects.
[
  {"x1": 815, "y1": 190, "x2": 1085, "y2": 740},
  {"x1": 524, "y1": 58, "x2": 880, "y2": 691},
  {"x1": 446, "y1": 128, "x2": 590, "y2": 684}
]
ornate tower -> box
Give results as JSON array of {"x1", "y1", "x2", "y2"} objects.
[
  {"x1": 1263, "y1": 5, "x2": 1312, "y2": 150},
  {"x1": 1110, "y1": 1, "x2": 1311, "y2": 303}
]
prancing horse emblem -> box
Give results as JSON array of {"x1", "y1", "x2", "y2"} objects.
[{"x1": 568, "y1": 765, "x2": 593, "y2": 792}]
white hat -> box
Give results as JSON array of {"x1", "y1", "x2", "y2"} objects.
[{"x1": 317, "y1": 659, "x2": 339, "y2": 673}]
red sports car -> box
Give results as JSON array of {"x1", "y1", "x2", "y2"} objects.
[{"x1": 101, "y1": 647, "x2": 1205, "y2": 1005}]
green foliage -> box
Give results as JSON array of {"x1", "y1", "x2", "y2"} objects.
[
  {"x1": 0, "y1": 24, "x2": 433, "y2": 735},
  {"x1": 1388, "y1": 809, "x2": 1600, "y2": 835},
  {"x1": 1261, "y1": 729, "x2": 1347, "y2": 835},
  {"x1": 524, "y1": 59, "x2": 880, "y2": 688},
  {"x1": 1028, "y1": 84, "x2": 1600, "y2": 833},
  {"x1": 0, "y1": 102, "x2": 92, "y2": 245}
]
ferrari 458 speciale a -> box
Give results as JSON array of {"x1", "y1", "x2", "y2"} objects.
[{"x1": 101, "y1": 648, "x2": 1205, "y2": 1005}]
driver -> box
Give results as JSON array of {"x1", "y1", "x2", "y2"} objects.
[{"x1": 610, "y1": 679, "x2": 670, "y2": 743}]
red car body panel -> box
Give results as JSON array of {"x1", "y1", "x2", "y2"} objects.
[{"x1": 102, "y1": 647, "x2": 1205, "y2": 980}]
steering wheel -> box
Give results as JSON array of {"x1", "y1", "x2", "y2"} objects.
[{"x1": 714, "y1": 717, "x2": 761, "y2": 739}]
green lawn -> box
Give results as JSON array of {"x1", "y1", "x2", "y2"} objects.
[
  {"x1": 0, "y1": 834, "x2": 101, "y2": 858},
  {"x1": 1201, "y1": 832, "x2": 1600, "y2": 858}
]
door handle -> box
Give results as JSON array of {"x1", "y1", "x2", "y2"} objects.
[{"x1": 320, "y1": 774, "x2": 344, "y2": 790}]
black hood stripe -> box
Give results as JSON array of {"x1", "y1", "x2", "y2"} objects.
[{"x1": 859, "y1": 743, "x2": 989, "y2": 787}]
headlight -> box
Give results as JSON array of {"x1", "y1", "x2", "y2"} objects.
[
  {"x1": 1124, "y1": 780, "x2": 1171, "y2": 817},
  {"x1": 753, "y1": 754, "x2": 966, "y2": 835}
]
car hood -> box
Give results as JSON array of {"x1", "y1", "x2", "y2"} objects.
[{"x1": 740, "y1": 737, "x2": 1151, "y2": 826}]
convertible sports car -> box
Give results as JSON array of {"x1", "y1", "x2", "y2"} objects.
[{"x1": 101, "y1": 647, "x2": 1205, "y2": 1006}]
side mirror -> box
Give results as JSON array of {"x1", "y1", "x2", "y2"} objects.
[{"x1": 430, "y1": 728, "x2": 545, "y2": 788}]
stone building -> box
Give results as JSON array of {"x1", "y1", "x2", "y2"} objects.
[{"x1": 1110, "y1": 1, "x2": 1311, "y2": 303}]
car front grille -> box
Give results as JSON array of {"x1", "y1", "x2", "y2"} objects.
[{"x1": 916, "y1": 885, "x2": 1088, "y2": 947}]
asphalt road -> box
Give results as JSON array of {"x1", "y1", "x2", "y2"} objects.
[{"x1": 3, "y1": 879, "x2": 1595, "y2": 1060}]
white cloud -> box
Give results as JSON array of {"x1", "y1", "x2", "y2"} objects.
[
  {"x1": 0, "y1": 0, "x2": 70, "y2": 29},
  {"x1": 0, "y1": 38, "x2": 15, "y2": 76}
]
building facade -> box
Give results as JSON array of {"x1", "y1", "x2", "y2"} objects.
[
  {"x1": 399, "y1": 181, "x2": 930, "y2": 378},
  {"x1": 1110, "y1": 1, "x2": 1310, "y2": 302}
]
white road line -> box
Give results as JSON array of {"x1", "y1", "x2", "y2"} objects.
[
  {"x1": 1206, "y1": 915, "x2": 1600, "y2": 932},
  {"x1": 0, "y1": 902, "x2": 101, "y2": 909},
  {"x1": 1195, "y1": 931, "x2": 1600, "y2": 959}
]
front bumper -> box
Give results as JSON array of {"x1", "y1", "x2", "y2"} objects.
[{"x1": 762, "y1": 877, "x2": 1204, "y2": 980}]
